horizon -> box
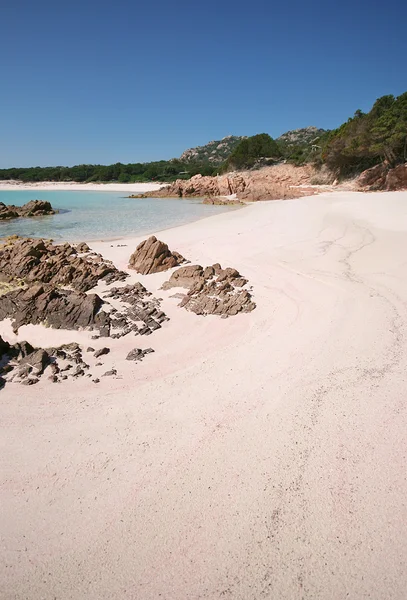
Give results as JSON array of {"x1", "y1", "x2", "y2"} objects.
[{"x1": 1, "y1": 0, "x2": 406, "y2": 169}]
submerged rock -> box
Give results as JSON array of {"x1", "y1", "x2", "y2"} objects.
[{"x1": 128, "y1": 236, "x2": 186, "y2": 275}]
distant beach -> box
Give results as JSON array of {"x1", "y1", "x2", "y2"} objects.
[{"x1": 0, "y1": 180, "x2": 163, "y2": 192}]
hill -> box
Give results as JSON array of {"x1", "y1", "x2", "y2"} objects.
[
  {"x1": 277, "y1": 126, "x2": 327, "y2": 149},
  {"x1": 179, "y1": 135, "x2": 245, "y2": 165},
  {"x1": 276, "y1": 126, "x2": 327, "y2": 165},
  {"x1": 321, "y1": 92, "x2": 407, "y2": 177}
]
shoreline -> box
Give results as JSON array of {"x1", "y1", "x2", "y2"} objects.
[
  {"x1": 2, "y1": 190, "x2": 407, "y2": 598},
  {"x1": 0, "y1": 180, "x2": 164, "y2": 192}
]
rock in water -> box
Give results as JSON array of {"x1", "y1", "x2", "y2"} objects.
[
  {"x1": 128, "y1": 236, "x2": 185, "y2": 275},
  {"x1": 0, "y1": 200, "x2": 55, "y2": 220}
]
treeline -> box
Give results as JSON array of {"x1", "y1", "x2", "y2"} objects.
[
  {"x1": 0, "y1": 159, "x2": 218, "y2": 184},
  {"x1": 319, "y1": 92, "x2": 407, "y2": 177},
  {"x1": 222, "y1": 133, "x2": 281, "y2": 171}
]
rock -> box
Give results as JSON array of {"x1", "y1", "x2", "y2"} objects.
[
  {"x1": 102, "y1": 369, "x2": 117, "y2": 377},
  {"x1": 161, "y1": 265, "x2": 204, "y2": 290},
  {"x1": 75, "y1": 242, "x2": 91, "y2": 253},
  {"x1": 94, "y1": 347, "x2": 110, "y2": 358},
  {"x1": 162, "y1": 263, "x2": 256, "y2": 317},
  {"x1": 0, "y1": 285, "x2": 110, "y2": 334},
  {"x1": 126, "y1": 347, "x2": 155, "y2": 361},
  {"x1": 0, "y1": 203, "x2": 19, "y2": 220},
  {"x1": 0, "y1": 335, "x2": 12, "y2": 357},
  {"x1": 386, "y1": 163, "x2": 407, "y2": 190},
  {"x1": 356, "y1": 163, "x2": 388, "y2": 189},
  {"x1": 356, "y1": 163, "x2": 407, "y2": 191},
  {"x1": 93, "y1": 378, "x2": 100, "y2": 384},
  {"x1": 21, "y1": 377, "x2": 40, "y2": 385},
  {"x1": 0, "y1": 237, "x2": 128, "y2": 292},
  {"x1": 86, "y1": 347, "x2": 95, "y2": 352},
  {"x1": 128, "y1": 236, "x2": 186, "y2": 275},
  {"x1": 20, "y1": 349, "x2": 50, "y2": 375},
  {"x1": 0, "y1": 200, "x2": 55, "y2": 221},
  {"x1": 138, "y1": 164, "x2": 316, "y2": 201}
]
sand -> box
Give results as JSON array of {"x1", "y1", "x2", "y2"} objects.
[
  {"x1": 0, "y1": 180, "x2": 163, "y2": 192},
  {"x1": 1, "y1": 190, "x2": 407, "y2": 599}
]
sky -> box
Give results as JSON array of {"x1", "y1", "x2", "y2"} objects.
[{"x1": 0, "y1": 0, "x2": 406, "y2": 168}]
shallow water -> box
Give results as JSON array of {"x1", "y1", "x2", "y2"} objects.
[{"x1": 0, "y1": 190, "x2": 239, "y2": 241}]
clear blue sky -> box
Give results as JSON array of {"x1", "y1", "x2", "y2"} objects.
[{"x1": 1, "y1": 0, "x2": 406, "y2": 168}]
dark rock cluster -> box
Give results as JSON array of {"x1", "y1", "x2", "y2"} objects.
[
  {"x1": 128, "y1": 235, "x2": 185, "y2": 275},
  {"x1": 162, "y1": 263, "x2": 255, "y2": 317},
  {"x1": 0, "y1": 338, "x2": 93, "y2": 387},
  {"x1": 103, "y1": 283, "x2": 169, "y2": 338},
  {"x1": 0, "y1": 200, "x2": 56, "y2": 220},
  {"x1": 0, "y1": 237, "x2": 128, "y2": 292}
]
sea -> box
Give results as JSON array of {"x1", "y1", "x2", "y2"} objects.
[{"x1": 0, "y1": 190, "x2": 239, "y2": 242}]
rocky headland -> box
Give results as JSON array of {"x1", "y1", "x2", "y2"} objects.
[
  {"x1": 0, "y1": 199, "x2": 56, "y2": 220},
  {"x1": 129, "y1": 163, "x2": 317, "y2": 202}
]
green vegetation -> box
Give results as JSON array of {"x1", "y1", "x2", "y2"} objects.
[
  {"x1": 222, "y1": 134, "x2": 281, "y2": 171},
  {"x1": 0, "y1": 91, "x2": 405, "y2": 183},
  {"x1": 0, "y1": 159, "x2": 217, "y2": 184},
  {"x1": 180, "y1": 135, "x2": 244, "y2": 165},
  {"x1": 319, "y1": 92, "x2": 407, "y2": 177},
  {"x1": 277, "y1": 127, "x2": 327, "y2": 165}
]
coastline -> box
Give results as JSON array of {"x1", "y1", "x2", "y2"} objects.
[
  {"x1": 0, "y1": 180, "x2": 164, "y2": 192},
  {"x1": 2, "y1": 190, "x2": 407, "y2": 598}
]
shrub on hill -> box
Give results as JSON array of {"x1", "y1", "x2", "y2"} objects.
[
  {"x1": 223, "y1": 134, "x2": 282, "y2": 171},
  {"x1": 320, "y1": 92, "x2": 407, "y2": 178}
]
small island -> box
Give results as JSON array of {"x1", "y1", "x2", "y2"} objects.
[{"x1": 0, "y1": 199, "x2": 56, "y2": 221}]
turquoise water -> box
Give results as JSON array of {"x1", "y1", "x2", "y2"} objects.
[{"x1": 0, "y1": 190, "x2": 239, "y2": 241}]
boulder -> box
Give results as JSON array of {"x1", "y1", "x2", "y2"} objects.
[
  {"x1": 94, "y1": 347, "x2": 110, "y2": 358},
  {"x1": 386, "y1": 163, "x2": 407, "y2": 190},
  {"x1": 128, "y1": 236, "x2": 185, "y2": 275},
  {"x1": 126, "y1": 347, "x2": 154, "y2": 361},
  {"x1": 20, "y1": 349, "x2": 50, "y2": 375}
]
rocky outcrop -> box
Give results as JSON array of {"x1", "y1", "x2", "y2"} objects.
[
  {"x1": 0, "y1": 237, "x2": 128, "y2": 292},
  {"x1": 386, "y1": 164, "x2": 407, "y2": 190},
  {"x1": 0, "y1": 285, "x2": 110, "y2": 334},
  {"x1": 0, "y1": 338, "x2": 92, "y2": 386},
  {"x1": 0, "y1": 280, "x2": 169, "y2": 339},
  {"x1": 162, "y1": 263, "x2": 255, "y2": 317},
  {"x1": 103, "y1": 283, "x2": 168, "y2": 336},
  {"x1": 0, "y1": 200, "x2": 55, "y2": 220},
  {"x1": 356, "y1": 163, "x2": 407, "y2": 191},
  {"x1": 138, "y1": 164, "x2": 316, "y2": 202},
  {"x1": 128, "y1": 236, "x2": 185, "y2": 275}
]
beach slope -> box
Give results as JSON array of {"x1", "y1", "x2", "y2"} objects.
[{"x1": 1, "y1": 190, "x2": 407, "y2": 599}]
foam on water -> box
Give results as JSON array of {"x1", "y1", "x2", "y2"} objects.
[{"x1": 0, "y1": 190, "x2": 239, "y2": 241}]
